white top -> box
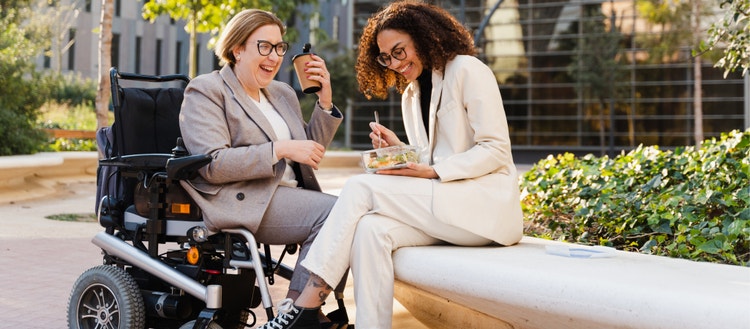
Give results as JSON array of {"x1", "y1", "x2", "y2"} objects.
[{"x1": 251, "y1": 93, "x2": 297, "y2": 187}]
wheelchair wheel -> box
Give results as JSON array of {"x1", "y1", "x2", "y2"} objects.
[
  {"x1": 68, "y1": 265, "x2": 145, "y2": 329},
  {"x1": 179, "y1": 320, "x2": 223, "y2": 329}
]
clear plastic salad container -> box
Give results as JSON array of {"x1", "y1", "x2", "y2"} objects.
[{"x1": 361, "y1": 145, "x2": 421, "y2": 173}]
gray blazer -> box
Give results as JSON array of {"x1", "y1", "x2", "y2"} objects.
[
  {"x1": 179, "y1": 65, "x2": 342, "y2": 232},
  {"x1": 402, "y1": 55, "x2": 524, "y2": 246}
]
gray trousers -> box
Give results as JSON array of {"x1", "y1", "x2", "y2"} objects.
[{"x1": 254, "y1": 186, "x2": 345, "y2": 294}]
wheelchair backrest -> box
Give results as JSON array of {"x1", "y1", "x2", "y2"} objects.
[
  {"x1": 114, "y1": 87, "x2": 184, "y2": 155},
  {"x1": 96, "y1": 67, "x2": 190, "y2": 213}
]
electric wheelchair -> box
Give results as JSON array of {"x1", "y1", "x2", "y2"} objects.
[{"x1": 66, "y1": 68, "x2": 349, "y2": 329}]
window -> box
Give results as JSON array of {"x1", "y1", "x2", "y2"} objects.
[
  {"x1": 332, "y1": 16, "x2": 339, "y2": 42},
  {"x1": 196, "y1": 42, "x2": 201, "y2": 73},
  {"x1": 135, "y1": 36, "x2": 142, "y2": 74},
  {"x1": 67, "y1": 29, "x2": 76, "y2": 71},
  {"x1": 309, "y1": 13, "x2": 319, "y2": 46},
  {"x1": 175, "y1": 41, "x2": 182, "y2": 74},
  {"x1": 44, "y1": 47, "x2": 51, "y2": 69},
  {"x1": 112, "y1": 33, "x2": 120, "y2": 69},
  {"x1": 213, "y1": 53, "x2": 220, "y2": 70},
  {"x1": 156, "y1": 39, "x2": 162, "y2": 75}
]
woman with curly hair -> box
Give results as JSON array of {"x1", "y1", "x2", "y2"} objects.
[{"x1": 258, "y1": 1, "x2": 523, "y2": 328}]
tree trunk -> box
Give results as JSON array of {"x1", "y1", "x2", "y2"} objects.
[
  {"x1": 599, "y1": 98, "x2": 607, "y2": 156},
  {"x1": 95, "y1": 0, "x2": 114, "y2": 155},
  {"x1": 692, "y1": 0, "x2": 703, "y2": 148},
  {"x1": 189, "y1": 10, "x2": 197, "y2": 78}
]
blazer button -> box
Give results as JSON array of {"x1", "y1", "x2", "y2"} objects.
[{"x1": 236, "y1": 193, "x2": 245, "y2": 201}]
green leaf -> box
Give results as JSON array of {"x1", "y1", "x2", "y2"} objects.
[{"x1": 696, "y1": 239, "x2": 723, "y2": 255}]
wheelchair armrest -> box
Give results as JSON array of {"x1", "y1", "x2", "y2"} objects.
[
  {"x1": 99, "y1": 153, "x2": 172, "y2": 172},
  {"x1": 166, "y1": 154, "x2": 212, "y2": 180}
]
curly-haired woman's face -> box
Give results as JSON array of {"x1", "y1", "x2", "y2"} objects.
[{"x1": 376, "y1": 29, "x2": 423, "y2": 82}]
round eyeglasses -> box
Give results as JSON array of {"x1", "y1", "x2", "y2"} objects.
[
  {"x1": 376, "y1": 47, "x2": 407, "y2": 67},
  {"x1": 257, "y1": 40, "x2": 289, "y2": 56}
]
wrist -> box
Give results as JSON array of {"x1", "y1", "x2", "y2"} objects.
[
  {"x1": 273, "y1": 140, "x2": 286, "y2": 161},
  {"x1": 318, "y1": 100, "x2": 333, "y2": 111}
]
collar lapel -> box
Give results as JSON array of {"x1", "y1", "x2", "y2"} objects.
[
  {"x1": 427, "y1": 70, "x2": 444, "y2": 160},
  {"x1": 220, "y1": 66, "x2": 277, "y2": 141}
]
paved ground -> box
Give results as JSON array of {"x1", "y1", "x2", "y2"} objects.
[{"x1": 0, "y1": 168, "x2": 429, "y2": 328}]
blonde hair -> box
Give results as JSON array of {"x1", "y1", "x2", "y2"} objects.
[{"x1": 214, "y1": 9, "x2": 286, "y2": 66}]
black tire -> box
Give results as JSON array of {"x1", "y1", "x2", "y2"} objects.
[
  {"x1": 68, "y1": 265, "x2": 145, "y2": 329},
  {"x1": 179, "y1": 320, "x2": 224, "y2": 329}
]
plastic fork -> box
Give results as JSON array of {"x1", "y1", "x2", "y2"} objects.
[{"x1": 374, "y1": 111, "x2": 382, "y2": 148}]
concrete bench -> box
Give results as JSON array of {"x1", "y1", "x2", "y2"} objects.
[
  {"x1": 0, "y1": 151, "x2": 98, "y2": 203},
  {"x1": 393, "y1": 236, "x2": 750, "y2": 329},
  {"x1": 0, "y1": 150, "x2": 357, "y2": 204}
]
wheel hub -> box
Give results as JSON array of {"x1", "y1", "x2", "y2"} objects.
[
  {"x1": 77, "y1": 284, "x2": 119, "y2": 328},
  {"x1": 97, "y1": 305, "x2": 110, "y2": 324}
]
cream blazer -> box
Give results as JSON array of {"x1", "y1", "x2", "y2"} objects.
[
  {"x1": 179, "y1": 65, "x2": 342, "y2": 232},
  {"x1": 402, "y1": 55, "x2": 523, "y2": 246}
]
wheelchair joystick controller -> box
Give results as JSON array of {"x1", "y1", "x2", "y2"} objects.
[{"x1": 172, "y1": 137, "x2": 189, "y2": 158}]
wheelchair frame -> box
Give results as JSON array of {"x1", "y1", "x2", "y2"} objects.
[{"x1": 67, "y1": 67, "x2": 340, "y2": 329}]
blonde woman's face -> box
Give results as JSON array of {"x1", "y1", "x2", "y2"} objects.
[
  {"x1": 233, "y1": 24, "x2": 285, "y2": 90},
  {"x1": 376, "y1": 29, "x2": 423, "y2": 82}
]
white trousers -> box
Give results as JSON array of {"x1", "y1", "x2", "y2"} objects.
[{"x1": 301, "y1": 174, "x2": 490, "y2": 329}]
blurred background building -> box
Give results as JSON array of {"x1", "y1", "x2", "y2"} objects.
[{"x1": 39, "y1": 0, "x2": 748, "y2": 163}]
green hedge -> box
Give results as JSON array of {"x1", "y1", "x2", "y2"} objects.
[{"x1": 520, "y1": 129, "x2": 749, "y2": 266}]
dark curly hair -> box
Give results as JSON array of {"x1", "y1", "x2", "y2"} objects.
[{"x1": 355, "y1": 0, "x2": 477, "y2": 100}]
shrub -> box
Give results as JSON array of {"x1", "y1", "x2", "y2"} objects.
[
  {"x1": 48, "y1": 138, "x2": 97, "y2": 152},
  {"x1": 37, "y1": 101, "x2": 99, "y2": 131},
  {"x1": 1, "y1": 9, "x2": 97, "y2": 155},
  {"x1": 521, "y1": 129, "x2": 749, "y2": 266},
  {"x1": 0, "y1": 10, "x2": 55, "y2": 155},
  {"x1": 48, "y1": 73, "x2": 97, "y2": 107},
  {"x1": 0, "y1": 109, "x2": 48, "y2": 155},
  {"x1": 37, "y1": 101, "x2": 102, "y2": 152}
]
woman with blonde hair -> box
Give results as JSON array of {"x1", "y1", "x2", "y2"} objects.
[{"x1": 179, "y1": 8, "x2": 346, "y2": 328}]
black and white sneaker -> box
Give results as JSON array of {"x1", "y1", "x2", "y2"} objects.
[{"x1": 257, "y1": 298, "x2": 321, "y2": 329}]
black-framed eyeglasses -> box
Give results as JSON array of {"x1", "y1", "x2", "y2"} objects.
[
  {"x1": 376, "y1": 47, "x2": 407, "y2": 67},
  {"x1": 257, "y1": 40, "x2": 289, "y2": 56}
]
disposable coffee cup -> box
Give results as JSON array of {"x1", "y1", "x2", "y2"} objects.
[{"x1": 292, "y1": 43, "x2": 322, "y2": 94}]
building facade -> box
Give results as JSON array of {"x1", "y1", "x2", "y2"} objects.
[
  {"x1": 350, "y1": 0, "x2": 748, "y2": 162},
  {"x1": 37, "y1": 0, "x2": 216, "y2": 80},
  {"x1": 41, "y1": 0, "x2": 749, "y2": 163}
]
